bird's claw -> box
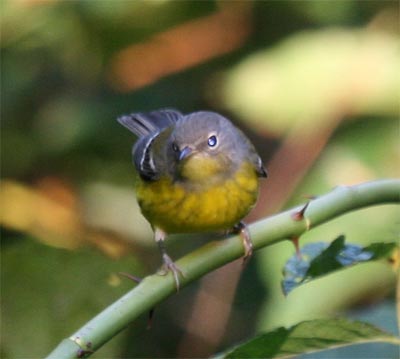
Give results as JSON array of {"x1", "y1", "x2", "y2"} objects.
[
  {"x1": 233, "y1": 221, "x2": 254, "y2": 266},
  {"x1": 158, "y1": 253, "x2": 185, "y2": 291}
]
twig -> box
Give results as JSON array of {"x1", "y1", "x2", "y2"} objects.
[{"x1": 46, "y1": 179, "x2": 400, "y2": 359}]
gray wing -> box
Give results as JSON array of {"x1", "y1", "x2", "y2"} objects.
[
  {"x1": 117, "y1": 109, "x2": 182, "y2": 181},
  {"x1": 117, "y1": 109, "x2": 183, "y2": 137}
]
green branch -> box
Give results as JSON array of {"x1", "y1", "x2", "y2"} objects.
[{"x1": 46, "y1": 179, "x2": 400, "y2": 359}]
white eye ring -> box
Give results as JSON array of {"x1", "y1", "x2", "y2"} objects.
[{"x1": 207, "y1": 135, "x2": 218, "y2": 148}]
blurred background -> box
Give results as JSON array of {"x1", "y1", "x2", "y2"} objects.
[{"x1": 1, "y1": 1, "x2": 399, "y2": 358}]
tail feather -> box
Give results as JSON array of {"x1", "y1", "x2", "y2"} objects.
[{"x1": 117, "y1": 109, "x2": 182, "y2": 137}]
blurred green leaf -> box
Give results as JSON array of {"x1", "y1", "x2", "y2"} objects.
[
  {"x1": 292, "y1": 0, "x2": 357, "y2": 25},
  {"x1": 216, "y1": 318, "x2": 400, "y2": 359},
  {"x1": 1, "y1": 237, "x2": 144, "y2": 358},
  {"x1": 222, "y1": 29, "x2": 400, "y2": 135},
  {"x1": 282, "y1": 236, "x2": 397, "y2": 295}
]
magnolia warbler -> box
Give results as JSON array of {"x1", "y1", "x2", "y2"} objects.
[{"x1": 117, "y1": 109, "x2": 267, "y2": 289}]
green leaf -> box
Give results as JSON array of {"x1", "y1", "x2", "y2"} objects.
[
  {"x1": 305, "y1": 235, "x2": 348, "y2": 277},
  {"x1": 282, "y1": 237, "x2": 397, "y2": 295},
  {"x1": 364, "y1": 242, "x2": 399, "y2": 260},
  {"x1": 217, "y1": 318, "x2": 400, "y2": 359}
]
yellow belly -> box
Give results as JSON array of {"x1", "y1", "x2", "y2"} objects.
[{"x1": 136, "y1": 163, "x2": 260, "y2": 234}]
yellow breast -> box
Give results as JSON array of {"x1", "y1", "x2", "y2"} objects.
[{"x1": 136, "y1": 162, "x2": 260, "y2": 234}]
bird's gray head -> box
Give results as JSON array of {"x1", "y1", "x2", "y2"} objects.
[{"x1": 166, "y1": 111, "x2": 251, "y2": 183}]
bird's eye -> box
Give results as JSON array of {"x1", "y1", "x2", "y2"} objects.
[
  {"x1": 207, "y1": 135, "x2": 218, "y2": 148},
  {"x1": 172, "y1": 142, "x2": 179, "y2": 152}
]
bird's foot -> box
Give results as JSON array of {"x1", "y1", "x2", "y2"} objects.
[
  {"x1": 158, "y1": 253, "x2": 185, "y2": 291},
  {"x1": 232, "y1": 221, "x2": 253, "y2": 266}
]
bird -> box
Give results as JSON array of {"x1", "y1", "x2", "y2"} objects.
[{"x1": 117, "y1": 109, "x2": 267, "y2": 289}]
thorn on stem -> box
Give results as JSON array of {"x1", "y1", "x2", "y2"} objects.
[
  {"x1": 291, "y1": 200, "x2": 312, "y2": 230},
  {"x1": 147, "y1": 308, "x2": 155, "y2": 330},
  {"x1": 291, "y1": 201, "x2": 310, "y2": 221},
  {"x1": 118, "y1": 272, "x2": 142, "y2": 284}
]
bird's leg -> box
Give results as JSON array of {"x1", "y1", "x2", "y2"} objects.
[
  {"x1": 155, "y1": 228, "x2": 184, "y2": 290},
  {"x1": 232, "y1": 221, "x2": 253, "y2": 265}
]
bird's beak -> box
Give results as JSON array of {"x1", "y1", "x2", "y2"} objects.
[{"x1": 179, "y1": 146, "x2": 193, "y2": 161}]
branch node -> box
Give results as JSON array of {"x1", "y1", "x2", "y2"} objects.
[{"x1": 69, "y1": 336, "x2": 94, "y2": 358}]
